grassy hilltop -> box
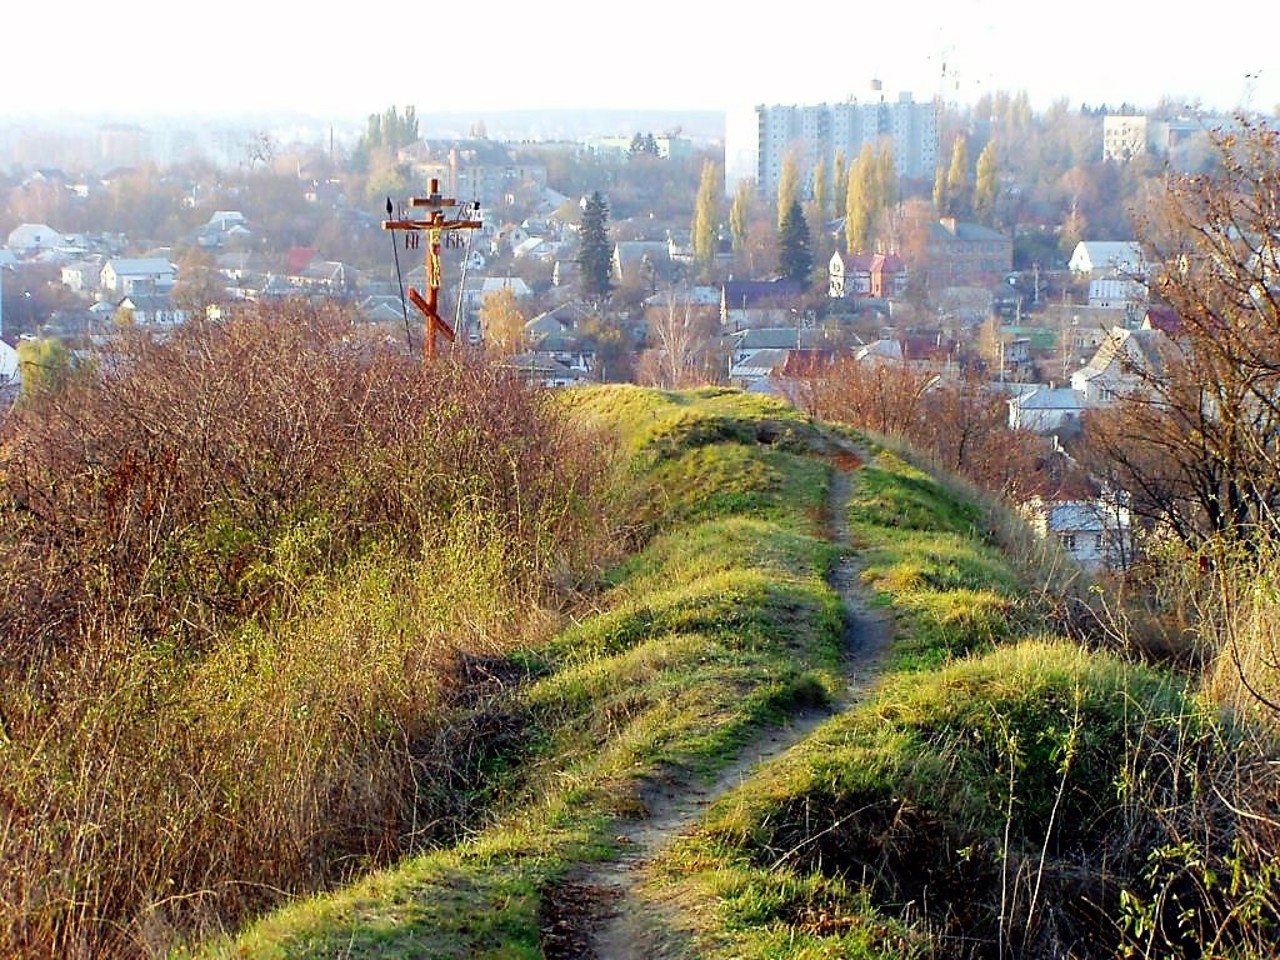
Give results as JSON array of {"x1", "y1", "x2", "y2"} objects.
[{"x1": 1, "y1": 319, "x2": 1275, "y2": 958}]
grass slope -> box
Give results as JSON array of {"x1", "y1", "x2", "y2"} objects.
[{"x1": 190, "y1": 387, "x2": 1276, "y2": 960}]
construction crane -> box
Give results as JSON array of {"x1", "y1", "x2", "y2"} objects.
[{"x1": 382, "y1": 178, "x2": 482, "y2": 360}]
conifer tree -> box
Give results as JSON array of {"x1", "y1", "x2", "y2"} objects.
[
  {"x1": 577, "y1": 191, "x2": 613, "y2": 303},
  {"x1": 778, "y1": 198, "x2": 812, "y2": 284}
]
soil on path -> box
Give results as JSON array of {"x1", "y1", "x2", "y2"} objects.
[{"x1": 540, "y1": 461, "x2": 895, "y2": 960}]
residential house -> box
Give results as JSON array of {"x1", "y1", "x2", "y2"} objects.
[
  {"x1": 828, "y1": 252, "x2": 908, "y2": 299},
  {"x1": 1068, "y1": 241, "x2": 1145, "y2": 279},
  {"x1": 294, "y1": 258, "x2": 354, "y2": 293},
  {"x1": 1007, "y1": 386, "x2": 1092, "y2": 433},
  {"x1": 728, "y1": 326, "x2": 829, "y2": 367},
  {"x1": 462, "y1": 276, "x2": 534, "y2": 313},
  {"x1": 491, "y1": 224, "x2": 530, "y2": 256},
  {"x1": 116, "y1": 293, "x2": 187, "y2": 326},
  {"x1": 503, "y1": 352, "x2": 585, "y2": 388},
  {"x1": 100, "y1": 257, "x2": 176, "y2": 295},
  {"x1": 925, "y1": 218, "x2": 1012, "y2": 290},
  {"x1": 523, "y1": 308, "x2": 595, "y2": 375},
  {"x1": 7, "y1": 223, "x2": 64, "y2": 257},
  {"x1": 642, "y1": 285, "x2": 722, "y2": 311},
  {"x1": 197, "y1": 210, "x2": 252, "y2": 248},
  {"x1": 730, "y1": 347, "x2": 792, "y2": 386},
  {"x1": 513, "y1": 237, "x2": 559, "y2": 261},
  {"x1": 60, "y1": 259, "x2": 103, "y2": 294},
  {"x1": 357, "y1": 295, "x2": 409, "y2": 324},
  {"x1": 850, "y1": 338, "x2": 903, "y2": 365},
  {"x1": 720, "y1": 279, "x2": 805, "y2": 330},
  {"x1": 1070, "y1": 326, "x2": 1171, "y2": 404},
  {"x1": 1, "y1": 338, "x2": 20, "y2": 403},
  {"x1": 1023, "y1": 495, "x2": 1132, "y2": 571},
  {"x1": 1087, "y1": 276, "x2": 1147, "y2": 315}
]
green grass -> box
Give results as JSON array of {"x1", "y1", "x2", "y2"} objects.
[
  {"x1": 188, "y1": 386, "x2": 854, "y2": 958},
  {"x1": 185, "y1": 387, "x2": 1279, "y2": 960},
  {"x1": 845, "y1": 450, "x2": 1028, "y2": 670},
  {"x1": 653, "y1": 640, "x2": 1196, "y2": 958}
]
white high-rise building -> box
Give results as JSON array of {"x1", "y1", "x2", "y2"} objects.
[{"x1": 733, "y1": 83, "x2": 938, "y2": 198}]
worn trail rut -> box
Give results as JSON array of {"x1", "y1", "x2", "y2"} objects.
[{"x1": 539, "y1": 461, "x2": 894, "y2": 960}]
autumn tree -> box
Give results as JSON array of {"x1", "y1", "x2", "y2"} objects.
[
  {"x1": 974, "y1": 140, "x2": 1000, "y2": 225},
  {"x1": 171, "y1": 246, "x2": 228, "y2": 318},
  {"x1": 691, "y1": 160, "x2": 721, "y2": 277},
  {"x1": 636, "y1": 292, "x2": 720, "y2": 388},
  {"x1": 576, "y1": 191, "x2": 613, "y2": 304},
  {"x1": 945, "y1": 135, "x2": 970, "y2": 218},
  {"x1": 1081, "y1": 123, "x2": 1280, "y2": 553},
  {"x1": 811, "y1": 155, "x2": 831, "y2": 226},
  {"x1": 777, "y1": 152, "x2": 800, "y2": 229},
  {"x1": 479, "y1": 287, "x2": 527, "y2": 356},
  {"x1": 933, "y1": 164, "x2": 949, "y2": 216},
  {"x1": 876, "y1": 144, "x2": 898, "y2": 213},
  {"x1": 809, "y1": 359, "x2": 1051, "y2": 500},
  {"x1": 845, "y1": 144, "x2": 877, "y2": 253},
  {"x1": 15, "y1": 337, "x2": 73, "y2": 403},
  {"x1": 833, "y1": 150, "x2": 848, "y2": 221},
  {"x1": 729, "y1": 178, "x2": 753, "y2": 259}
]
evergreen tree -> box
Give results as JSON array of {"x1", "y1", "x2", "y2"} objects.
[
  {"x1": 577, "y1": 191, "x2": 613, "y2": 303},
  {"x1": 778, "y1": 198, "x2": 813, "y2": 284}
]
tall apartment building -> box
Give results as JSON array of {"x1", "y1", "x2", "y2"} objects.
[
  {"x1": 745, "y1": 83, "x2": 938, "y2": 198},
  {"x1": 1102, "y1": 114, "x2": 1236, "y2": 165}
]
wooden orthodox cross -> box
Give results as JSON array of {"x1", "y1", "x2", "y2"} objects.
[{"x1": 382, "y1": 178, "x2": 482, "y2": 359}]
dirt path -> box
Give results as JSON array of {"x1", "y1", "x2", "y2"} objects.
[{"x1": 540, "y1": 463, "x2": 894, "y2": 960}]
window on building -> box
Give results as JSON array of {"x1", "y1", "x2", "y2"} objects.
[{"x1": 1060, "y1": 533, "x2": 1078, "y2": 552}]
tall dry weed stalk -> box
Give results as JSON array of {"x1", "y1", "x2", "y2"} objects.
[{"x1": 0, "y1": 302, "x2": 618, "y2": 956}]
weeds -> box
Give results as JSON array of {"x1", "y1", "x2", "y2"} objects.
[{"x1": 0, "y1": 304, "x2": 618, "y2": 956}]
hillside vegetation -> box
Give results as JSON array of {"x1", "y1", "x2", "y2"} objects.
[
  {"x1": 198, "y1": 383, "x2": 1275, "y2": 958},
  {"x1": 0, "y1": 306, "x2": 616, "y2": 957},
  {"x1": 2, "y1": 328, "x2": 1276, "y2": 957}
]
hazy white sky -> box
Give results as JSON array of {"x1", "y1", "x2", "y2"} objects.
[{"x1": 5, "y1": 0, "x2": 1277, "y2": 122}]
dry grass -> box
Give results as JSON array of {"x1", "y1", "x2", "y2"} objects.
[{"x1": 0, "y1": 303, "x2": 620, "y2": 957}]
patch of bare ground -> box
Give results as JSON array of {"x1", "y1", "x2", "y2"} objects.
[{"x1": 540, "y1": 460, "x2": 895, "y2": 960}]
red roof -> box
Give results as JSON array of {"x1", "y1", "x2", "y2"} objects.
[
  {"x1": 1143, "y1": 307, "x2": 1183, "y2": 335},
  {"x1": 286, "y1": 246, "x2": 317, "y2": 275}
]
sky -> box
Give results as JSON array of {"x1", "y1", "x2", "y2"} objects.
[{"x1": 4, "y1": 0, "x2": 1277, "y2": 124}]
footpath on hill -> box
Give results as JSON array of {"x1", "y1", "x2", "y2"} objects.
[{"x1": 540, "y1": 456, "x2": 895, "y2": 960}]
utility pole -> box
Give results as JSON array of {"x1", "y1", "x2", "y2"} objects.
[{"x1": 382, "y1": 178, "x2": 482, "y2": 360}]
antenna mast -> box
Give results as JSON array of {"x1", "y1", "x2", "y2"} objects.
[{"x1": 382, "y1": 178, "x2": 482, "y2": 360}]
